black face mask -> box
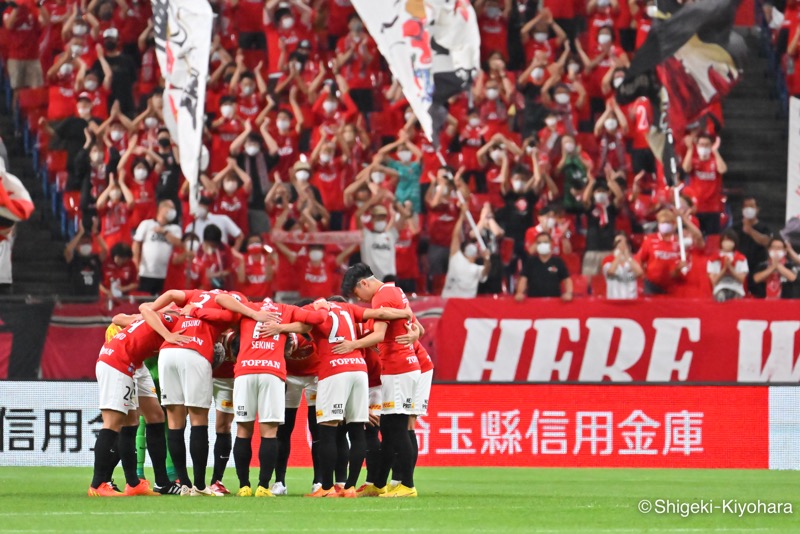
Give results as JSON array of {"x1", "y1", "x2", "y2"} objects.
[
  {"x1": 158, "y1": 138, "x2": 171, "y2": 148},
  {"x1": 104, "y1": 40, "x2": 117, "y2": 52}
]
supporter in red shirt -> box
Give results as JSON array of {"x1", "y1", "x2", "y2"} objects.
[
  {"x1": 335, "y1": 15, "x2": 378, "y2": 113},
  {"x1": 96, "y1": 173, "x2": 134, "y2": 249},
  {"x1": 541, "y1": 80, "x2": 582, "y2": 137},
  {"x1": 77, "y1": 62, "x2": 112, "y2": 121},
  {"x1": 634, "y1": 1, "x2": 657, "y2": 50},
  {"x1": 477, "y1": 0, "x2": 512, "y2": 62},
  {"x1": 163, "y1": 232, "x2": 200, "y2": 291},
  {"x1": 577, "y1": 26, "x2": 629, "y2": 99},
  {"x1": 671, "y1": 234, "x2": 712, "y2": 299},
  {"x1": 309, "y1": 83, "x2": 359, "y2": 148},
  {"x1": 425, "y1": 167, "x2": 468, "y2": 289},
  {"x1": 593, "y1": 102, "x2": 629, "y2": 175},
  {"x1": 189, "y1": 224, "x2": 239, "y2": 290},
  {"x1": 274, "y1": 243, "x2": 352, "y2": 299},
  {"x1": 137, "y1": 21, "x2": 160, "y2": 100},
  {"x1": 210, "y1": 96, "x2": 246, "y2": 173},
  {"x1": 681, "y1": 133, "x2": 728, "y2": 235},
  {"x1": 753, "y1": 238, "x2": 800, "y2": 299},
  {"x1": 544, "y1": 0, "x2": 578, "y2": 38},
  {"x1": 4, "y1": 1, "x2": 47, "y2": 93},
  {"x1": 520, "y1": 8, "x2": 568, "y2": 63},
  {"x1": 458, "y1": 110, "x2": 490, "y2": 192},
  {"x1": 525, "y1": 204, "x2": 573, "y2": 257},
  {"x1": 211, "y1": 158, "x2": 252, "y2": 237},
  {"x1": 100, "y1": 241, "x2": 138, "y2": 298},
  {"x1": 327, "y1": 0, "x2": 356, "y2": 45},
  {"x1": 230, "y1": 52, "x2": 267, "y2": 123},
  {"x1": 269, "y1": 107, "x2": 301, "y2": 178},
  {"x1": 393, "y1": 201, "x2": 421, "y2": 294},
  {"x1": 586, "y1": 0, "x2": 620, "y2": 47},
  {"x1": 476, "y1": 133, "x2": 524, "y2": 203},
  {"x1": 120, "y1": 152, "x2": 161, "y2": 232},
  {"x1": 229, "y1": 0, "x2": 268, "y2": 50},
  {"x1": 310, "y1": 139, "x2": 347, "y2": 230},
  {"x1": 625, "y1": 94, "x2": 655, "y2": 175},
  {"x1": 235, "y1": 234, "x2": 275, "y2": 299}
]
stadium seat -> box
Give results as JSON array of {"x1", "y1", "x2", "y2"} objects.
[
  {"x1": 571, "y1": 274, "x2": 589, "y2": 297},
  {"x1": 704, "y1": 234, "x2": 721, "y2": 256},
  {"x1": 562, "y1": 252, "x2": 582, "y2": 276},
  {"x1": 590, "y1": 274, "x2": 607, "y2": 297},
  {"x1": 61, "y1": 191, "x2": 81, "y2": 238}
]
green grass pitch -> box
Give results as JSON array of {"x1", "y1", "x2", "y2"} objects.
[{"x1": 1, "y1": 467, "x2": 799, "y2": 532}]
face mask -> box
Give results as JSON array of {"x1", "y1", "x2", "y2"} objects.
[
  {"x1": 485, "y1": 88, "x2": 499, "y2": 101},
  {"x1": 134, "y1": 168, "x2": 149, "y2": 182},
  {"x1": 658, "y1": 222, "x2": 674, "y2": 234},
  {"x1": 109, "y1": 189, "x2": 122, "y2": 202},
  {"x1": 276, "y1": 119, "x2": 291, "y2": 132},
  {"x1": 245, "y1": 144, "x2": 260, "y2": 156},
  {"x1": 91, "y1": 151, "x2": 104, "y2": 164},
  {"x1": 196, "y1": 206, "x2": 211, "y2": 219},
  {"x1": 468, "y1": 117, "x2": 481, "y2": 127},
  {"x1": 404, "y1": 111, "x2": 414, "y2": 122},
  {"x1": 110, "y1": 130, "x2": 124, "y2": 142},
  {"x1": 682, "y1": 237, "x2": 694, "y2": 248},
  {"x1": 186, "y1": 240, "x2": 200, "y2": 253},
  {"x1": 165, "y1": 208, "x2": 177, "y2": 222},
  {"x1": 490, "y1": 149, "x2": 504, "y2": 164},
  {"x1": 554, "y1": 92, "x2": 570, "y2": 105},
  {"x1": 594, "y1": 192, "x2": 609, "y2": 205},
  {"x1": 73, "y1": 25, "x2": 88, "y2": 37},
  {"x1": 223, "y1": 181, "x2": 238, "y2": 194},
  {"x1": 770, "y1": 250, "x2": 787, "y2": 260},
  {"x1": 371, "y1": 172, "x2": 385, "y2": 184},
  {"x1": 247, "y1": 243, "x2": 263, "y2": 254},
  {"x1": 604, "y1": 118, "x2": 618, "y2": 132},
  {"x1": 612, "y1": 77, "x2": 624, "y2": 89},
  {"x1": 534, "y1": 32, "x2": 548, "y2": 43},
  {"x1": 78, "y1": 244, "x2": 93, "y2": 256},
  {"x1": 83, "y1": 79, "x2": 98, "y2": 92},
  {"x1": 323, "y1": 101, "x2": 337, "y2": 114},
  {"x1": 512, "y1": 180, "x2": 524, "y2": 193},
  {"x1": 545, "y1": 117, "x2": 557, "y2": 128},
  {"x1": 241, "y1": 85, "x2": 254, "y2": 97},
  {"x1": 309, "y1": 249, "x2": 324, "y2": 262},
  {"x1": 59, "y1": 63, "x2": 73, "y2": 77},
  {"x1": 464, "y1": 243, "x2": 478, "y2": 259},
  {"x1": 598, "y1": 0, "x2": 610, "y2": 6},
  {"x1": 373, "y1": 220, "x2": 387, "y2": 232},
  {"x1": 563, "y1": 141, "x2": 576, "y2": 153},
  {"x1": 531, "y1": 67, "x2": 544, "y2": 82},
  {"x1": 319, "y1": 152, "x2": 333, "y2": 164},
  {"x1": 293, "y1": 60, "x2": 303, "y2": 72},
  {"x1": 598, "y1": 33, "x2": 612, "y2": 45},
  {"x1": 486, "y1": 6, "x2": 501, "y2": 18},
  {"x1": 355, "y1": 200, "x2": 366, "y2": 208},
  {"x1": 697, "y1": 147, "x2": 711, "y2": 159},
  {"x1": 295, "y1": 169, "x2": 310, "y2": 181},
  {"x1": 397, "y1": 150, "x2": 412, "y2": 163},
  {"x1": 545, "y1": 217, "x2": 556, "y2": 230},
  {"x1": 721, "y1": 240, "x2": 735, "y2": 252},
  {"x1": 220, "y1": 104, "x2": 234, "y2": 119},
  {"x1": 351, "y1": 21, "x2": 363, "y2": 32},
  {"x1": 646, "y1": 5, "x2": 658, "y2": 17},
  {"x1": 281, "y1": 16, "x2": 295, "y2": 29},
  {"x1": 536, "y1": 242, "x2": 552, "y2": 256},
  {"x1": 742, "y1": 207, "x2": 757, "y2": 220},
  {"x1": 158, "y1": 138, "x2": 171, "y2": 148},
  {"x1": 144, "y1": 117, "x2": 158, "y2": 129}
]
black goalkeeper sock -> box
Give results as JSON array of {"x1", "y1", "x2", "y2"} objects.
[
  {"x1": 345, "y1": 423, "x2": 366, "y2": 489},
  {"x1": 408, "y1": 429, "x2": 419, "y2": 486},
  {"x1": 145, "y1": 423, "x2": 170, "y2": 487},
  {"x1": 233, "y1": 437, "x2": 252, "y2": 488},
  {"x1": 364, "y1": 424, "x2": 381, "y2": 484},
  {"x1": 335, "y1": 424, "x2": 349, "y2": 485},
  {"x1": 318, "y1": 425, "x2": 338, "y2": 490},
  {"x1": 391, "y1": 417, "x2": 414, "y2": 488},
  {"x1": 167, "y1": 427, "x2": 191, "y2": 486},
  {"x1": 211, "y1": 432, "x2": 232, "y2": 485},
  {"x1": 189, "y1": 425, "x2": 209, "y2": 490},
  {"x1": 307, "y1": 405, "x2": 321, "y2": 485},
  {"x1": 275, "y1": 408, "x2": 297, "y2": 485},
  {"x1": 119, "y1": 425, "x2": 141, "y2": 488},
  {"x1": 258, "y1": 437, "x2": 278, "y2": 489},
  {"x1": 91, "y1": 428, "x2": 118, "y2": 489},
  {"x1": 375, "y1": 416, "x2": 401, "y2": 488}
]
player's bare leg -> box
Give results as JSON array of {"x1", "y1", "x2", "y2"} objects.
[
  {"x1": 138, "y1": 396, "x2": 171, "y2": 490},
  {"x1": 165, "y1": 405, "x2": 192, "y2": 489},
  {"x1": 210, "y1": 409, "x2": 233, "y2": 494}
]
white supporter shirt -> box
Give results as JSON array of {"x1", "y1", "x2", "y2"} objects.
[
  {"x1": 602, "y1": 255, "x2": 638, "y2": 300},
  {"x1": 133, "y1": 220, "x2": 181, "y2": 279},
  {"x1": 707, "y1": 252, "x2": 748, "y2": 296},
  {"x1": 362, "y1": 228, "x2": 397, "y2": 282},
  {"x1": 185, "y1": 213, "x2": 242, "y2": 245},
  {"x1": 442, "y1": 251, "x2": 486, "y2": 298},
  {"x1": 0, "y1": 233, "x2": 14, "y2": 284}
]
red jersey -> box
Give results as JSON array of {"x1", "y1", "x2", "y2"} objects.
[
  {"x1": 686, "y1": 155, "x2": 723, "y2": 213},
  {"x1": 129, "y1": 178, "x2": 157, "y2": 230},
  {"x1": 395, "y1": 227, "x2": 419, "y2": 280},
  {"x1": 635, "y1": 233, "x2": 682, "y2": 292},
  {"x1": 671, "y1": 249, "x2": 711, "y2": 299},
  {"x1": 3, "y1": 5, "x2": 40, "y2": 60},
  {"x1": 286, "y1": 333, "x2": 319, "y2": 377},
  {"x1": 415, "y1": 341, "x2": 433, "y2": 374},
  {"x1": 99, "y1": 313, "x2": 177, "y2": 377},
  {"x1": 371, "y1": 283, "x2": 419, "y2": 375},
  {"x1": 458, "y1": 124, "x2": 487, "y2": 171},
  {"x1": 544, "y1": 0, "x2": 576, "y2": 19},
  {"x1": 102, "y1": 258, "x2": 137, "y2": 290},
  {"x1": 360, "y1": 319, "x2": 382, "y2": 388},
  {"x1": 298, "y1": 256, "x2": 339, "y2": 299},
  {"x1": 328, "y1": 0, "x2": 355, "y2": 38},
  {"x1": 160, "y1": 289, "x2": 244, "y2": 363},
  {"x1": 626, "y1": 97, "x2": 652, "y2": 150},
  {"x1": 236, "y1": 92, "x2": 262, "y2": 123},
  {"x1": 273, "y1": 130, "x2": 300, "y2": 177},
  {"x1": 234, "y1": 299, "x2": 326, "y2": 380},
  {"x1": 478, "y1": 13, "x2": 508, "y2": 61},
  {"x1": 312, "y1": 160, "x2": 346, "y2": 212},
  {"x1": 98, "y1": 199, "x2": 132, "y2": 245},
  {"x1": 335, "y1": 34, "x2": 377, "y2": 90},
  {"x1": 236, "y1": 251, "x2": 273, "y2": 298},
  {"x1": 211, "y1": 117, "x2": 245, "y2": 172},
  {"x1": 230, "y1": 0, "x2": 265, "y2": 33},
  {"x1": 307, "y1": 301, "x2": 368, "y2": 380},
  {"x1": 212, "y1": 189, "x2": 249, "y2": 236}
]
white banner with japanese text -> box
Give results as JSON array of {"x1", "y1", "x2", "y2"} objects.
[{"x1": 787, "y1": 97, "x2": 800, "y2": 221}]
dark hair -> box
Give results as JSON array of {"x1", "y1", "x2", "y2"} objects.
[
  {"x1": 240, "y1": 71, "x2": 255, "y2": 81},
  {"x1": 132, "y1": 157, "x2": 151, "y2": 172},
  {"x1": 294, "y1": 298, "x2": 315, "y2": 307},
  {"x1": 768, "y1": 237, "x2": 786, "y2": 248},
  {"x1": 157, "y1": 127, "x2": 170, "y2": 137},
  {"x1": 538, "y1": 205, "x2": 554, "y2": 216},
  {"x1": 327, "y1": 295, "x2": 348, "y2": 303},
  {"x1": 203, "y1": 224, "x2": 222, "y2": 244},
  {"x1": 247, "y1": 233, "x2": 262, "y2": 243},
  {"x1": 720, "y1": 229, "x2": 739, "y2": 248},
  {"x1": 182, "y1": 232, "x2": 199, "y2": 242},
  {"x1": 341, "y1": 263, "x2": 374, "y2": 296},
  {"x1": 111, "y1": 242, "x2": 132, "y2": 259},
  {"x1": 246, "y1": 132, "x2": 262, "y2": 144},
  {"x1": 742, "y1": 195, "x2": 758, "y2": 205},
  {"x1": 220, "y1": 95, "x2": 236, "y2": 105},
  {"x1": 382, "y1": 274, "x2": 397, "y2": 284},
  {"x1": 697, "y1": 133, "x2": 714, "y2": 143},
  {"x1": 535, "y1": 232, "x2": 552, "y2": 242}
]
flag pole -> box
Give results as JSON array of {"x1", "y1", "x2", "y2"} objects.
[{"x1": 435, "y1": 150, "x2": 487, "y2": 251}]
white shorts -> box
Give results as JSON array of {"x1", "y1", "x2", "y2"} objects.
[
  {"x1": 368, "y1": 386, "x2": 382, "y2": 416},
  {"x1": 381, "y1": 371, "x2": 420, "y2": 415},
  {"x1": 158, "y1": 348, "x2": 213, "y2": 409},
  {"x1": 213, "y1": 378, "x2": 234, "y2": 414},
  {"x1": 316, "y1": 371, "x2": 369, "y2": 424},
  {"x1": 285, "y1": 374, "x2": 318, "y2": 408},
  {"x1": 233, "y1": 373, "x2": 286, "y2": 424},
  {"x1": 413, "y1": 370, "x2": 433, "y2": 416},
  {"x1": 133, "y1": 365, "x2": 158, "y2": 402},
  {"x1": 96, "y1": 361, "x2": 136, "y2": 414}
]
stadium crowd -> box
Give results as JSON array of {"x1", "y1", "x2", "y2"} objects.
[{"x1": 2, "y1": 0, "x2": 799, "y2": 302}]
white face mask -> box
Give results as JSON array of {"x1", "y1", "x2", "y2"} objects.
[
  {"x1": 59, "y1": 63, "x2": 74, "y2": 77},
  {"x1": 276, "y1": 119, "x2": 290, "y2": 132},
  {"x1": 110, "y1": 130, "x2": 124, "y2": 142},
  {"x1": 490, "y1": 149, "x2": 504, "y2": 164},
  {"x1": 697, "y1": 146, "x2": 711, "y2": 159},
  {"x1": 90, "y1": 151, "x2": 104, "y2": 164},
  {"x1": 223, "y1": 181, "x2": 238, "y2": 194},
  {"x1": 319, "y1": 152, "x2": 333, "y2": 164},
  {"x1": 109, "y1": 189, "x2": 122, "y2": 202},
  {"x1": 323, "y1": 100, "x2": 337, "y2": 114},
  {"x1": 133, "y1": 168, "x2": 149, "y2": 182},
  {"x1": 742, "y1": 207, "x2": 757, "y2": 220},
  {"x1": 536, "y1": 242, "x2": 552, "y2": 256},
  {"x1": 604, "y1": 118, "x2": 618, "y2": 132},
  {"x1": 241, "y1": 85, "x2": 254, "y2": 97},
  {"x1": 568, "y1": 63, "x2": 580, "y2": 74},
  {"x1": 531, "y1": 67, "x2": 544, "y2": 82},
  {"x1": 485, "y1": 88, "x2": 500, "y2": 101},
  {"x1": 220, "y1": 104, "x2": 234, "y2": 119},
  {"x1": 646, "y1": 5, "x2": 658, "y2": 17},
  {"x1": 658, "y1": 222, "x2": 674, "y2": 234},
  {"x1": 770, "y1": 250, "x2": 787, "y2": 260},
  {"x1": 682, "y1": 237, "x2": 694, "y2": 248},
  {"x1": 73, "y1": 25, "x2": 88, "y2": 36},
  {"x1": 464, "y1": 243, "x2": 478, "y2": 259},
  {"x1": 84, "y1": 79, "x2": 98, "y2": 91},
  {"x1": 295, "y1": 169, "x2": 310, "y2": 181},
  {"x1": 598, "y1": 0, "x2": 610, "y2": 6},
  {"x1": 512, "y1": 179, "x2": 524, "y2": 193},
  {"x1": 371, "y1": 172, "x2": 385, "y2": 184},
  {"x1": 554, "y1": 93, "x2": 570, "y2": 105},
  {"x1": 468, "y1": 117, "x2": 481, "y2": 127},
  {"x1": 545, "y1": 117, "x2": 557, "y2": 128},
  {"x1": 144, "y1": 117, "x2": 158, "y2": 129},
  {"x1": 373, "y1": 220, "x2": 387, "y2": 232},
  {"x1": 186, "y1": 240, "x2": 200, "y2": 253},
  {"x1": 594, "y1": 192, "x2": 609, "y2": 205},
  {"x1": 281, "y1": 16, "x2": 295, "y2": 29},
  {"x1": 245, "y1": 144, "x2": 260, "y2": 156},
  {"x1": 612, "y1": 77, "x2": 624, "y2": 89},
  {"x1": 545, "y1": 217, "x2": 556, "y2": 230},
  {"x1": 309, "y1": 249, "x2": 324, "y2": 262},
  {"x1": 534, "y1": 32, "x2": 548, "y2": 43},
  {"x1": 78, "y1": 244, "x2": 93, "y2": 256},
  {"x1": 404, "y1": 112, "x2": 414, "y2": 122},
  {"x1": 293, "y1": 60, "x2": 303, "y2": 72},
  {"x1": 563, "y1": 141, "x2": 576, "y2": 153},
  {"x1": 486, "y1": 6, "x2": 501, "y2": 18},
  {"x1": 397, "y1": 150, "x2": 412, "y2": 163},
  {"x1": 195, "y1": 206, "x2": 209, "y2": 219},
  {"x1": 598, "y1": 33, "x2": 612, "y2": 45},
  {"x1": 165, "y1": 208, "x2": 177, "y2": 222}
]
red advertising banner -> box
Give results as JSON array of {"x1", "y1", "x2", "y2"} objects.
[
  {"x1": 435, "y1": 298, "x2": 800, "y2": 383},
  {"x1": 272, "y1": 384, "x2": 769, "y2": 468}
]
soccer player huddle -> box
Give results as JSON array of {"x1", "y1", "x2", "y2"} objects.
[{"x1": 89, "y1": 263, "x2": 432, "y2": 498}]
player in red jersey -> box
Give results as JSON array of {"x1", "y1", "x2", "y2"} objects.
[
  {"x1": 140, "y1": 289, "x2": 261, "y2": 496},
  {"x1": 89, "y1": 309, "x2": 189, "y2": 497},
  {"x1": 264, "y1": 295, "x2": 412, "y2": 497},
  {"x1": 214, "y1": 293, "x2": 327, "y2": 497},
  {"x1": 208, "y1": 333, "x2": 236, "y2": 496},
  {"x1": 340, "y1": 264, "x2": 423, "y2": 497}
]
